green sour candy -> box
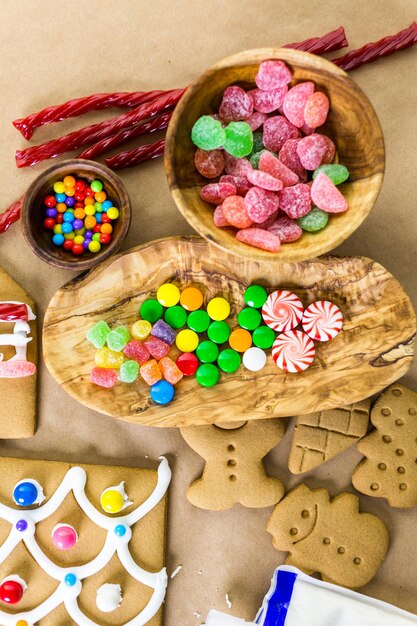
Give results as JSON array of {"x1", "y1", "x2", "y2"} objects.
[
  {"x1": 224, "y1": 122, "x2": 253, "y2": 158},
  {"x1": 297, "y1": 207, "x2": 329, "y2": 232},
  {"x1": 106, "y1": 326, "x2": 130, "y2": 351},
  {"x1": 250, "y1": 150, "x2": 265, "y2": 169},
  {"x1": 191, "y1": 116, "x2": 226, "y2": 150},
  {"x1": 86, "y1": 320, "x2": 111, "y2": 349},
  {"x1": 313, "y1": 164, "x2": 349, "y2": 185},
  {"x1": 119, "y1": 360, "x2": 139, "y2": 383},
  {"x1": 252, "y1": 132, "x2": 265, "y2": 153}
]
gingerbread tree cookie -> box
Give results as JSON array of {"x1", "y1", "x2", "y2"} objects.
[
  {"x1": 352, "y1": 384, "x2": 417, "y2": 507},
  {"x1": 267, "y1": 484, "x2": 388, "y2": 588},
  {"x1": 180, "y1": 420, "x2": 286, "y2": 510},
  {"x1": 289, "y1": 400, "x2": 370, "y2": 474}
]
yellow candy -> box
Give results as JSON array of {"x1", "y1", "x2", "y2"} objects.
[
  {"x1": 84, "y1": 205, "x2": 96, "y2": 216},
  {"x1": 100, "y1": 489, "x2": 125, "y2": 514},
  {"x1": 131, "y1": 319, "x2": 152, "y2": 340},
  {"x1": 53, "y1": 224, "x2": 63, "y2": 234},
  {"x1": 64, "y1": 232, "x2": 75, "y2": 240},
  {"x1": 107, "y1": 207, "x2": 119, "y2": 220},
  {"x1": 157, "y1": 283, "x2": 180, "y2": 307},
  {"x1": 16, "y1": 621, "x2": 29, "y2": 626},
  {"x1": 74, "y1": 235, "x2": 85, "y2": 244},
  {"x1": 176, "y1": 329, "x2": 199, "y2": 352},
  {"x1": 207, "y1": 297, "x2": 230, "y2": 321},
  {"x1": 88, "y1": 240, "x2": 101, "y2": 253},
  {"x1": 95, "y1": 347, "x2": 124, "y2": 369},
  {"x1": 53, "y1": 181, "x2": 65, "y2": 194}
]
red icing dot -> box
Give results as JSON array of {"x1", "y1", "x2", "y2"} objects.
[
  {"x1": 236, "y1": 228, "x2": 281, "y2": 252},
  {"x1": 278, "y1": 184, "x2": 311, "y2": 220},
  {"x1": 0, "y1": 579, "x2": 24, "y2": 605}
]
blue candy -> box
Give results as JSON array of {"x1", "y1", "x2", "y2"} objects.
[
  {"x1": 13, "y1": 480, "x2": 39, "y2": 506},
  {"x1": 52, "y1": 233, "x2": 65, "y2": 246},
  {"x1": 55, "y1": 193, "x2": 66, "y2": 203},
  {"x1": 150, "y1": 380, "x2": 175, "y2": 405}
]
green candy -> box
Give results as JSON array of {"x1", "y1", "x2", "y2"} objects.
[
  {"x1": 188, "y1": 310, "x2": 210, "y2": 333},
  {"x1": 140, "y1": 299, "x2": 163, "y2": 323},
  {"x1": 313, "y1": 164, "x2": 349, "y2": 185},
  {"x1": 106, "y1": 326, "x2": 130, "y2": 351},
  {"x1": 237, "y1": 307, "x2": 261, "y2": 331},
  {"x1": 244, "y1": 285, "x2": 268, "y2": 309},
  {"x1": 86, "y1": 320, "x2": 111, "y2": 349},
  {"x1": 164, "y1": 305, "x2": 187, "y2": 329},
  {"x1": 249, "y1": 150, "x2": 265, "y2": 169},
  {"x1": 224, "y1": 122, "x2": 253, "y2": 158},
  {"x1": 196, "y1": 340, "x2": 219, "y2": 364},
  {"x1": 196, "y1": 363, "x2": 220, "y2": 387},
  {"x1": 217, "y1": 348, "x2": 241, "y2": 373},
  {"x1": 252, "y1": 132, "x2": 265, "y2": 153},
  {"x1": 207, "y1": 321, "x2": 231, "y2": 344},
  {"x1": 191, "y1": 115, "x2": 226, "y2": 150},
  {"x1": 119, "y1": 360, "x2": 139, "y2": 383},
  {"x1": 297, "y1": 207, "x2": 329, "y2": 233},
  {"x1": 252, "y1": 326, "x2": 275, "y2": 349}
]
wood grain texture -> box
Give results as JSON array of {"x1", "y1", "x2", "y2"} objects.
[
  {"x1": 43, "y1": 236, "x2": 415, "y2": 427},
  {"x1": 165, "y1": 48, "x2": 385, "y2": 263}
]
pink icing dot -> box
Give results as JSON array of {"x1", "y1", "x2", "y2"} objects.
[{"x1": 52, "y1": 525, "x2": 78, "y2": 551}]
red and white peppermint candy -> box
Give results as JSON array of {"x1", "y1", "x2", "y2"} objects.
[
  {"x1": 262, "y1": 290, "x2": 303, "y2": 332},
  {"x1": 272, "y1": 330, "x2": 315, "y2": 373},
  {"x1": 302, "y1": 300, "x2": 343, "y2": 342}
]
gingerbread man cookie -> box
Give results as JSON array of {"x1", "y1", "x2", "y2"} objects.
[
  {"x1": 180, "y1": 420, "x2": 286, "y2": 510},
  {"x1": 267, "y1": 484, "x2": 389, "y2": 588}
]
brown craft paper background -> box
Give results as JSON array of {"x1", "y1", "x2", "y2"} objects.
[{"x1": 0, "y1": 1, "x2": 416, "y2": 623}]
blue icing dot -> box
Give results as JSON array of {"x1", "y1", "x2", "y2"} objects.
[
  {"x1": 64, "y1": 573, "x2": 77, "y2": 586},
  {"x1": 114, "y1": 524, "x2": 126, "y2": 537},
  {"x1": 13, "y1": 481, "x2": 39, "y2": 506}
]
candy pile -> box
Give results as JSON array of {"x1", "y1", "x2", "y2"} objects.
[
  {"x1": 43, "y1": 175, "x2": 119, "y2": 256},
  {"x1": 191, "y1": 60, "x2": 350, "y2": 252}
]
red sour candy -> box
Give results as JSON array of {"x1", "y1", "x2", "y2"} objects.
[
  {"x1": 220, "y1": 174, "x2": 252, "y2": 196},
  {"x1": 321, "y1": 135, "x2": 336, "y2": 164},
  {"x1": 213, "y1": 205, "x2": 229, "y2": 227},
  {"x1": 297, "y1": 134, "x2": 328, "y2": 170},
  {"x1": 283, "y1": 81, "x2": 315, "y2": 127},
  {"x1": 310, "y1": 172, "x2": 348, "y2": 213},
  {"x1": 300, "y1": 121, "x2": 315, "y2": 136},
  {"x1": 263, "y1": 116, "x2": 300, "y2": 152},
  {"x1": 244, "y1": 187, "x2": 280, "y2": 224},
  {"x1": 236, "y1": 228, "x2": 281, "y2": 252},
  {"x1": 255, "y1": 60, "x2": 293, "y2": 90},
  {"x1": 259, "y1": 151, "x2": 299, "y2": 187},
  {"x1": 224, "y1": 153, "x2": 253, "y2": 177},
  {"x1": 194, "y1": 148, "x2": 225, "y2": 178},
  {"x1": 278, "y1": 183, "x2": 311, "y2": 219},
  {"x1": 246, "y1": 111, "x2": 268, "y2": 131},
  {"x1": 304, "y1": 91, "x2": 329, "y2": 128},
  {"x1": 250, "y1": 87, "x2": 288, "y2": 114},
  {"x1": 268, "y1": 215, "x2": 303, "y2": 242},
  {"x1": 257, "y1": 209, "x2": 280, "y2": 229},
  {"x1": 123, "y1": 340, "x2": 150, "y2": 365},
  {"x1": 219, "y1": 86, "x2": 253, "y2": 123},
  {"x1": 278, "y1": 139, "x2": 307, "y2": 182},
  {"x1": 247, "y1": 169, "x2": 283, "y2": 192},
  {"x1": 90, "y1": 367, "x2": 118, "y2": 388},
  {"x1": 143, "y1": 335, "x2": 171, "y2": 359},
  {"x1": 222, "y1": 195, "x2": 252, "y2": 228},
  {"x1": 200, "y1": 182, "x2": 236, "y2": 204}
]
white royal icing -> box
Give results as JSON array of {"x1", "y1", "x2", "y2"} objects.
[
  {"x1": 0, "y1": 301, "x2": 36, "y2": 364},
  {"x1": 96, "y1": 583, "x2": 122, "y2": 612},
  {"x1": 13, "y1": 480, "x2": 45, "y2": 506},
  {"x1": 1, "y1": 574, "x2": 28, "y2": 591},
  {"x1": 0, "y1": 456, "x2": 171, "y2": 626}
]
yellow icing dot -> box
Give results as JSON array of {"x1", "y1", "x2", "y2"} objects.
[{"x1": 100, "y1": 489, "x2": 125, "y2": 514}]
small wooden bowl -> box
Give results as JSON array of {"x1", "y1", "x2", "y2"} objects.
[
  {"x1": 165, "y1": 48, "x2": 385, "y2": 263},
  {"x1": 21, "y1": 159, "x2": 131, "y2": 271}
]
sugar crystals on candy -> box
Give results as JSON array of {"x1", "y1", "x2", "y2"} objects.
[
  {"x1": 143, "y1": 335, "x2": 171, "y2": 359},
  {"x1": 90, "y1": 367, "x2": 118, "y2": 388},
  {"x1": 262, "y1": 116, "x2": 300, "y2": 152},
  {"x1": 140, "y1": 359, "x2": 163, "y2": 386},
  {"x1": 311, "y1": 172, "x2": 348, "y2": 213},
  {"x1": 123, "y1": 340, "x2": 150, "y2": 364},
  {"x1": 151, "y1": 319, "x2": 176, "y2": 345},
  {"x1": 255, "y1": 60, "x2": 293, "y2": 90},
  {"x1": 219, "y1": 86, "x2": 253, "y2": 123},
  {"x1": 191, "y1": 115, "x2": 226, "y2": 150},
  {"x1": 200, "y1": 182, "x2": 236, "y2": 204},
  {"x1": 194, "y1": 148, "x2": 225, "y2": 178},
  {"x1": 106, "y1": 326, "x2": 130, "y2": 351},
  {"x1": 259, "y1": 150, "x2": 299, "y2": 187},
  {"x1": 297, "y1": 134, "x2": 329, "y2": 170},
  {"x1": 236, "y1": 228, "x2": 281, "y2": 252},
  {"x1": 250, "y1": 87, "x2": 288, "y2": 114},
  {"x1": 297, "y1": 206, "x2": 329, "y2": 231},
  {"x1": 283, "y1": 81, "x2": 315, "y2": 127},
  {"x1": 304, "y1": 91, "x2": 330, "y2": 128},
  {"x1": 119, "y1": 360, "x2": 139, "y2": 383},
  {"x1": 278, "y1": 183, "x2": 311, "y2": 219},
  {"x1": 86, "y1": 320, "x2": 111, "y2": 349},
  {"x1": 222, "y1": 195, "x2": 253, "y2": 228},
  {"x1": 268, "y1": 215, "x2": 303, "y2": 242},
  {"x1": 247, "y1": 169, "x2": 283, "y2": 191},
  {"x1": 313, "y1": 163, "x2": 349, "y2": 185},
  {"x1": 223, "y1": 121, "x2": 253, "y2": 158},
  {"x1": 244, "y1": 187, "x2": 280, "y2": 223},
  {"x1": 158, "y1": 356, "x2": 184, "y2": 384}
]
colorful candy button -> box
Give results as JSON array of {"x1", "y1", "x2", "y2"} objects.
[
  {"x1": 187, "y1": 310, "x2": 210, "y2": 333},
  {"x1": 16, "y1": 520, "x2": 28, "y2": 532},
  {"x1": 64, "y1": 573, "x2": 77, "y2": 587},
  {"x1": 207, "y1": 321, "x2": 231, "y2": 344},
  {"x1": 217, "y1": 349, "x2": 241, "y2": 373},
  {"x1": 242, "y1": 347, "x2": 267, "y2": 371},
  {"x1": 229, "y1": 328, "x2": 252, "y2": 352},
  {"x1": 13, "y1": 480, "x2": 43, "y2": 507},
  {"x1": 0, "y1": 577, "x2": 26, "y2": 604},
  {"x1": 196, "y1": 341, "x2": 219, "y2": 363},
  {"x1": 16, "y1": 620, "x2": 28, "y2": 626},
  {"x1": 180, "y1": 286, "x2": 204, "y2": 311},
  {"x1": 176, "y1": 329, "x2": 199, "y2": 352},
  {"x1": 140, "y1": 299, "x2": 163, "y2": 323},
  {"x1": 207, "y1": 297, "x2": 230, "y2": 321},
  {"x1": 164, "y1": 305, "x2": 188, "y2": 329},
  {"x1": 244, "y1": 285, "x2": 268, "y2": 308},
  {"x1": 114, "y1": 524, "x2": 126, "y2": 537},
  {"x1": 176, "y1": 352, "x2": 199, "y2": 376},
  {"x1": 252, "y1": 325, "x2": 275, "y2": 349},
  {"x1": 237, "y1": 307, "x2": 262, "y2": 331},
  {"x1": 196, "y1": 363, "x2": 220, "y2": 387},
  {"x1": 131, "y1": 319, "x2": 152, "y2": 340},
  {"x1": 100, "y1": 483, "x2": 131, "y2": 514},
  {"x1": 150, "y1": 380, "x2": 175, "y2": 405},
  {"x1": 52, "y1": 524, "x2": 78, "y2": 551},
  {"x1": 156, "y1": 283, "x2": 180, "y2": 307}
]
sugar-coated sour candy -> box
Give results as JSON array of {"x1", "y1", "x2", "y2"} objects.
[
  {"x1": 219, "y1": 86, "x2": 253, "y2": 123},
  {"x1": 95, "y1": 347, "x2": 124, "y2": 369},
  {"x1": 297, "y1": 134, "x2": 329, "y2": 170},
  {"x1": 247, "y1": 111, "x2": 268, "y2": 131},
  {"x1": 90, "y1": 367, "x2": 118, "y2": 388},
  {"x1": 302, "y1": 300, "x2": 343, "y2": 341},
  {"x1": 220, "y1": 174, "x2": 251, "y2": 196},
  {"x1": 283, "y1": 81, "x2": 315, "y2": 127},
  {"x1": 223, "y1": 122, "x2": 253, "y2": 158},
  {"x1": 303, "y1": 91, "x2": 330, "y2": 128},
  {"x1": 123, "y1": 340, "x2": 150, "y2": 365},
  {"x1": 191, "y1": 116, "x2": 226, "y2": 150},
  {"x1": 262, "y1": 290, "x2": 303, "y2": 332},
  {"x1": 312, "y1": 163, "x2": 349, "y2": 185},
  {"x1": 262, "y1": 116, "x2": 300, "y2": 152},
  {"x1": 140, "y1": 359, "x2": 162, "y2": 386},
  {"x1": 255, "y1": 60, "x2": 293, "y2": 90},
  {"x1": 131, "y1": 319, "x2": 153, "y2": 340},
  {"x1": 150, "y1": 379, "x2": 175, "y2": 405},
  {"x1": 250, "y1": 87, "x2": 288, "y2": 114},
  {"x1": 247, "y1": 169, "x2": 283, "y2": 192},
  {"x1": 297, "y1": 206, "x2": 329, "y2": 232},
  {"x1": 86, "y1": 320, "x2": 111, "y2": 349},
  {"x1": 143, "y1": 335, "x2": 171, "y2": 359},
  {"x1": 244, "y1": 187, "x2": 280, "y2": 223},
  {"x1": 259, "y1": 150, "x2": 299, "y2": 187},
  {"x1": 236, "y1": 228, "x2": 281, "y2": 252},
  {"x1": 278, "y1": 138, "x2": 307, "y2": 181},
  {"x1": 311, "y1": 172, "x2": 348, "y2": 213},
  {"x1": 158, "y1": 356, "x2": 184, "y2": 384},
  {"x1": 195, "y1": 149, "x2": 225, "y2": 179},
  {"x1": 224, "y1": 153, "x2": 253, "y2": 177},
  {"x1": 151, "y1": 319, "x2": 176, "y2": 345},
  {"x1": 200, "y1": 182, "x2": 236, "y2": 205},
  {"x1": 278, "y1": 184, "x2": 311, "y2": 219},
  {"x1": 106, "y1": 326, "x2": 130, "y2": 352},
  {"x1": 268, "y1": 216, "x2": 303, "y2": 243},
  {"x1": 222, "y1": 195, "x2": 252, "y2": 228},
  {"x1": 119, "y1": 360, "x2": 139, "y2": 383}
]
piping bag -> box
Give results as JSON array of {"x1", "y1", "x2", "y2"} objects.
[{"x1": 203, "y1": 566, "x2": 417, "y2": 626}]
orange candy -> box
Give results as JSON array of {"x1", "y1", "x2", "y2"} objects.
[
  {"x1": 101, "y1": 223, "x2": 113, "y2": 234},
  {"x1": 84, "y1": 197, "x2": 95, "y2": 205},
  {"x1": 158, "y1": 356, "x2": 183, "y2": 384},
  {"x1": 95, "y1": 191, "x2": 107, "y2": 203},
  {"x1": 74, "y1": 208, "x2": 86, "y2": 219},
  {"x1": 63, "y1": 175, "x2": 76, "y2": 187},
  {"x1": 222, "y1": 195, "x2": 252, "y2": 228},
  {"x1": 180, "y1": 287, "x2": 203, "y2": 311},
  {"x1": 56, "y1": 202, "x2": 67, "y2": 213},
  {"x1": 84, "y1": 216, "x2": 96, "y2": 229},
  {"x1": 140, "y1": 359, "x2": 162, "y2": 386},
  {"x1": 229, "y1": 328, "x2": 252, "y2": 352}
]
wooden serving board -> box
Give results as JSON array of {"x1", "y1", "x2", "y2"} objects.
[{"x1": 43, "y1": 236, "x2": 416, "y2": 427}]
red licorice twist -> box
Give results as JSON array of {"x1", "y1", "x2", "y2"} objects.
[
  {"x1": 0, "y1": 196, "x2": 24, "y2": 233},
  {"x1": 104, "y1": 139, "x2": 165, "y2": 170},
  {"x1": 285, "y1": 26, "x2": 348, "y2": 54}
]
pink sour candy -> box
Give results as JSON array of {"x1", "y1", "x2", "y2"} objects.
[
  {"x1": 311, "y1": 172, "x2": 348, "y2": 213},
  {"x1": 246, "y1": 111, "x2": 267, "y2": 131},
  {"x1": 278, "y1": 139, "x2": 307, "y2": 182},
  {"x1": 263, "y1": 116, "x2": 300, "y2": 152},
  {"x1": 143, "y1": 335, "x2": 170, "y2": 359},
  {"x1": 123, "y1": 340, "x2": 150, "y2": 365},
  {"x1": 236, "y1": 228, "x2": 281, "y2": 252},
  {"x1": 244, "y1": 187, "x2": 280, "y2": 224},
  {"x1": 247, "y1": 169, "x2": 283, "y2": 192},
  {"x1": 257, "y1": 209, "x2": 280, "y2": 229},
  {"x1": 200, "y1": 182, "x2": 236, "y2": 204},
  {"x1": 321, "y1": 135, "x2": 336, "y2": 164},
  {"x1": 158, "y1": 356, "x2": 184, "y2": 384},
  {"x1": 259, "y1": 150, "x2": 299, "y2": 187},
  {"x1": 90, "y1": 367, "x2": 118, "y2": 388},
  {"x1": 194, "y1": 148, "x2": 225, "y2": 178},
  {"x1": 222, "y1": 195, "x2": 253, "y2": 228},
  {"x1": 0, "y1": 360, "x2": 36, "y2": 378},
  {"x1": 304, "y1": 91, "x2": 329, "y2": 128},
  {"x1": 297, "y1": 134, "x2": 329, "y2": 170},
  {"x1": 140, "y1": 359, "x2": 162, "y2": 386},
  {"x1": 219, "y1": 86, "x2": 253, "y2": 123},
  {"x1": 268, "y1": 215, "x2": 303, "y2": 243},
  {"x1": 213, "y1": 205, "x2": 229, "y2": 227},
  {"x1": 220, "y1": 174, "x2": 252, "y2": 196},
  {"x1": 250, "y1": 87, "x2": 288, "y2": 114},
  {"x1": 255, "y1": 60, "x2": 292, "y2": 90},
  {"x1": 224, "y1": 153, "x2": 253, "y2": 177},
  {"x1": 283, "y1": 81, "x2": 315, "y2": 128},
  {"x1": 300, "y1": 121, "x2": 315, "y2": 136},
  {"x1": 278, "y1": 183, "x2": 311, "y2": 219}
]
